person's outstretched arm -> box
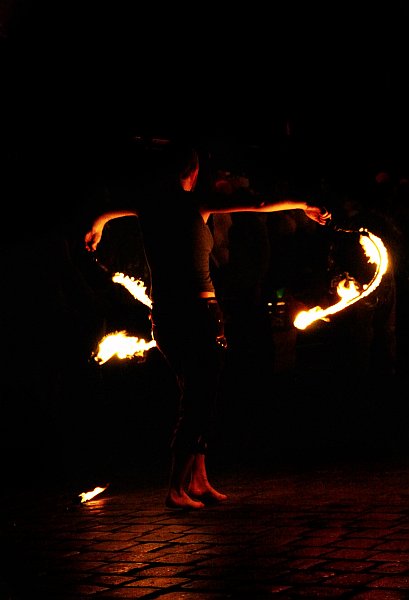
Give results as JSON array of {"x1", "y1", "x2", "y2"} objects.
[
  {"x1": 201, "y1": 176, "x2": 331, "y2": 225},
  {"x1": 84, "y1": 210, "x2": 138, "y2": 252},
  {"x1": 201, "y1": 197, "x2": 331, "y2": 225},
  {"x1": 258, "y1": 200, "x2": 331, "y2": 225}
]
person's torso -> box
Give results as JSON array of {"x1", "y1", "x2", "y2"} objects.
[{"x1": 138, "y1": 190, "x2": 215, "y2": 307}]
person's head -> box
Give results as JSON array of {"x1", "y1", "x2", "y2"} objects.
[
  {"x1": 145, "y1": 138, "x2": 200, "y2": 194},
  {"x1": 172, "y1": 143, "x2": 199, "y2": 191},
  {"x1": 156, "y1": 140, "x2": 199, "y2": 190}
]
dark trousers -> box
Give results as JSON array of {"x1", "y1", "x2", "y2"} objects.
[{"x1": 151, "y1": 298, "x2": 226, "y2": 455}]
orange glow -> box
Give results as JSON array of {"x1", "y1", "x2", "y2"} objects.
[{"x1": 294, "y1": 228, "x2": 388, "y2": 330}]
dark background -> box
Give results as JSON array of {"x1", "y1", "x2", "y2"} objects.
[
  {"x1": 1, "y1": 1, "x2": 409, "y2": 488},
  {"x1": 2, "y1": 0, "x2": 409, "y2": 175}
]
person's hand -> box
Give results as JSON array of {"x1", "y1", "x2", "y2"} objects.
[
  {"x1": 304, "y1": 205, "x2": 331, "y2": 225},
  {"x1": 84, "y1": 227, "x2": 103, "y2": 252}
]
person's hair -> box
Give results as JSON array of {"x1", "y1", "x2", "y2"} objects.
[
  {"x1": 140, "y1": 138, "x2": 199, "y2": 195},
  {"x1": 167, "y1": 141, "x2": 199, "y2": 181}
]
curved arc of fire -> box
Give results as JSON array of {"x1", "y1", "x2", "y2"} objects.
[{"x1": 293, "y1": 228, "x2": 388, "y2": 330}]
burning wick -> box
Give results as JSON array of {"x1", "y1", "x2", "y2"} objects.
[
  {"x1": 294, "y1": 228, "x2": 388, "y2": 330},
  {"x1": 78, "y1": 484, "x2": 109, "y2": 503}
]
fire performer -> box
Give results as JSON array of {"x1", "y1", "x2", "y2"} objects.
[{"x1": 84, "y1": 140, "x2": 331, "y2": 509}]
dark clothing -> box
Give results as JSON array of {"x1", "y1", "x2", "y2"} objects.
[
  {"x1": 152, "y1": 298, "x2": 225, "y2": 454},
  {"x1": 137, "y1": 189, "x2": 215, "y2": 306},
  {"x1": 137, "y1": 187, "x2": 226, "y2": 455}
]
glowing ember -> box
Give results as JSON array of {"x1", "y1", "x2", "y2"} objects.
[
  {"x1": 79, "y1": 484, "x2": 109, "y2": 503},
  {"x1": 112, "y1": 273, "x2": 152, "y2": 308},
  {"x1": 93, "y1": 331, "x2": 156, "y2": 365},
  {"x1": 294, "y1": 228, "x2": 388, "y2": 330}
]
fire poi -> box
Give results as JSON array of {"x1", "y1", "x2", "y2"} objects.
[
  {"x1": 94, "y1": 331, "x2": 156, "y2": 365},
  {"x1": 293, "y1": 227, "x2": 389, "y2": 330},
  {"x1": 83, "y1": 273, "x2": 155, "y2": 500},
  {"x1": 93, "y1": 273, "x2": 156, "y2": 364},
  {"x1": 111, "y1": 273, "x2": 152, "y2": 308}
]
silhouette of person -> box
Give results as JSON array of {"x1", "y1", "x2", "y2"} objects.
[{"x1": 84, "y1": 139, "x2": 331, "y2": 509}]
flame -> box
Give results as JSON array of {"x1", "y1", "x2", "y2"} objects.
[
  {"x1": 79, "y1": 484, "x2": 109, "y2": 503},
  {"x1": 92, "y1": 274, "x2": 155, "y2": 364},
  {"x1": 294, "y1": 228, "x2": 388, "y2": 330},
  {"x1": 93, "y1": 331, "x2": 156, "y2": 365},
  {"x1": 112, "y1": 273, "x2": 152, "y2": 308}
]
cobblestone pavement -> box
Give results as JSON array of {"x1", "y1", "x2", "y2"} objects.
[{"x1": 4, "y1": 453, "x2": 409, "y2": 600}]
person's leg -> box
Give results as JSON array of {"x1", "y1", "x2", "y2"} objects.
[
  {"x1": 154, "y1": 300, "x2": 227, "y2": 509},
  {"x1": 165, "y1": 451, "x2": 205, "y2": 509},
  {"x1": 188, "y1": 452, "x2": 228, "y2": 503}
]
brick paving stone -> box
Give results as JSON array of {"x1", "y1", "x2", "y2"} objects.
[{"x1": 5, "y1": 457, "x2": 409, "y2": 598}]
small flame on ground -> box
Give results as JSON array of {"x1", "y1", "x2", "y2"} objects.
[
  {"x1": 112, "y1": 273, "x2": 152, "y2": 308},
  {"x1": 294, "y1": 228, "x2": 388, "y2": 330},
  {"x1": 93, "y1": 331, "x2": 156, "y2": 365},
  {"x1": 79, "y1": 484, "x2": 109, "y2": 503}
]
